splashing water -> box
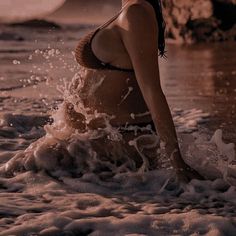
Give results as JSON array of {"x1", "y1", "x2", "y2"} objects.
[
  {"x1": 0, "y1": 67, "x2": 235, "y2": 187},
  {"x1": 1, "y1": 42, "x2": 236, "y2": 234},
  {"x1": 0, "y1": 70, "x2": 160, "y2": 179}
]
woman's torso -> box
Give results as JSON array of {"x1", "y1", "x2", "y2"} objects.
[{"x1": 74, "y1": 1, "x2": 152, "y2": 127}]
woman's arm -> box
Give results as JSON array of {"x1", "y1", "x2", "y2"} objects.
[
  {"x1": 120, "y1": 4, "x2": 179, "y2": 159},
  {"x1": 119, "y1": 3, "x2": 203, "y2": 180}
]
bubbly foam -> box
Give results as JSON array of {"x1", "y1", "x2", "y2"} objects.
[{"x1": 0, "y1": 64, "x2": 236, "y2": 235}]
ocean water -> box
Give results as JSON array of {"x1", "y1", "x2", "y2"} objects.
[{"x1": 0, "y1": 24, "x2": 236, "y2": 235}]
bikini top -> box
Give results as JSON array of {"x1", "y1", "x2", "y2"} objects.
[{"x1": 75, "y1": 5, "x2": 134, "y2": 73}]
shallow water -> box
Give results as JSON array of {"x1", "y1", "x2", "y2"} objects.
[
  {"x1": 160, "y1": 43, "x2": 236, "y2": 142},
  {"x1": 0, "y1": 25, "x2": 236, "y2": 235}
]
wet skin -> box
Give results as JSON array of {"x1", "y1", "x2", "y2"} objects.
[
  {"x1": 68, "y1": 0, "x2": 204, "y2": 181},
  {"x1": 79, "y1": 69, "x2": 151, "y2": 125}
]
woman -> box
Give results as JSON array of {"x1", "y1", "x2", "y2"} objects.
[{"x1": 69, "y1": 0, "x2": 203, "y2": 181}]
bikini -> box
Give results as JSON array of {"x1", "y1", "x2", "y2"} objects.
[
  {"x1": 75, "y1": 4, "x2": 156, "y2": 133},
  {"x1": 75, "y1": 3, "x2": 134, "y2": 73}
]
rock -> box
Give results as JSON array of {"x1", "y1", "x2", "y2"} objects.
[
  {"x1": 226, "y1": 24, "x2": 236, "y2": 41},
  {"x1": 213, "y1": 0, "x2": 236, "y2": 30},
  {"x1": 214, "y1": 0, "x2": 236, "y2": 5},
  {"x1": 162, "y1": 0, "x2": 236, "y2": 43},
  {"x1": 186, "y1": 17, "x2": 221, "y2": 42},
  {"x1": 163, "y1": 0, "x2": 213, "y2": 43}
]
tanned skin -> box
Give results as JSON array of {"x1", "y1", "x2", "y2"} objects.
[
  {"x1": 118, "y1": 0, "x2": 203, "y2": 181},
  {"x1": 71, "y1": 0, "x2": 204, "y2": 181}
]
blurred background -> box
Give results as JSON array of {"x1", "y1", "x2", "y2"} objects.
[{"x1": 0, "y1": 0, "x2": 235, "y2": 42}]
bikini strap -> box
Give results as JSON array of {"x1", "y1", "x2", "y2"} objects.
[
  {"x1": 97, "y1": 2, "x2": 129, "y2": 31},
  {"x1": 90, "y1": 3, "x2": 128, "y2": 44}
]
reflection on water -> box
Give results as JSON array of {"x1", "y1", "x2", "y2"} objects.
[{"x1": 160, "y1": 42, "x2": 236, "y2": 142}]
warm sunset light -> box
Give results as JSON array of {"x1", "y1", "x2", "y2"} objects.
[{"x1": 0, "y1": 0, "x2": 235, "y2": 235}]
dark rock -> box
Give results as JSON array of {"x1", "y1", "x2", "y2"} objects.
[
  {"x1": 163, "y1": 0, "x2": 213, "y2": 43},
  {"x1": 215, "y1": 0, "x2": 236, "y2": 3},
  {"x1": 162, "y1": 0, "x2": 236, "y2": 43},
  {"x1": 186, "y1": 17, "x2": 221, "y2": 42},
  {"x1": 213, "y1": 0, "x2": 236, "y2": 30},
  {"x1": 225, "y1": 24, "x2": 236, "y2": 41}
]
